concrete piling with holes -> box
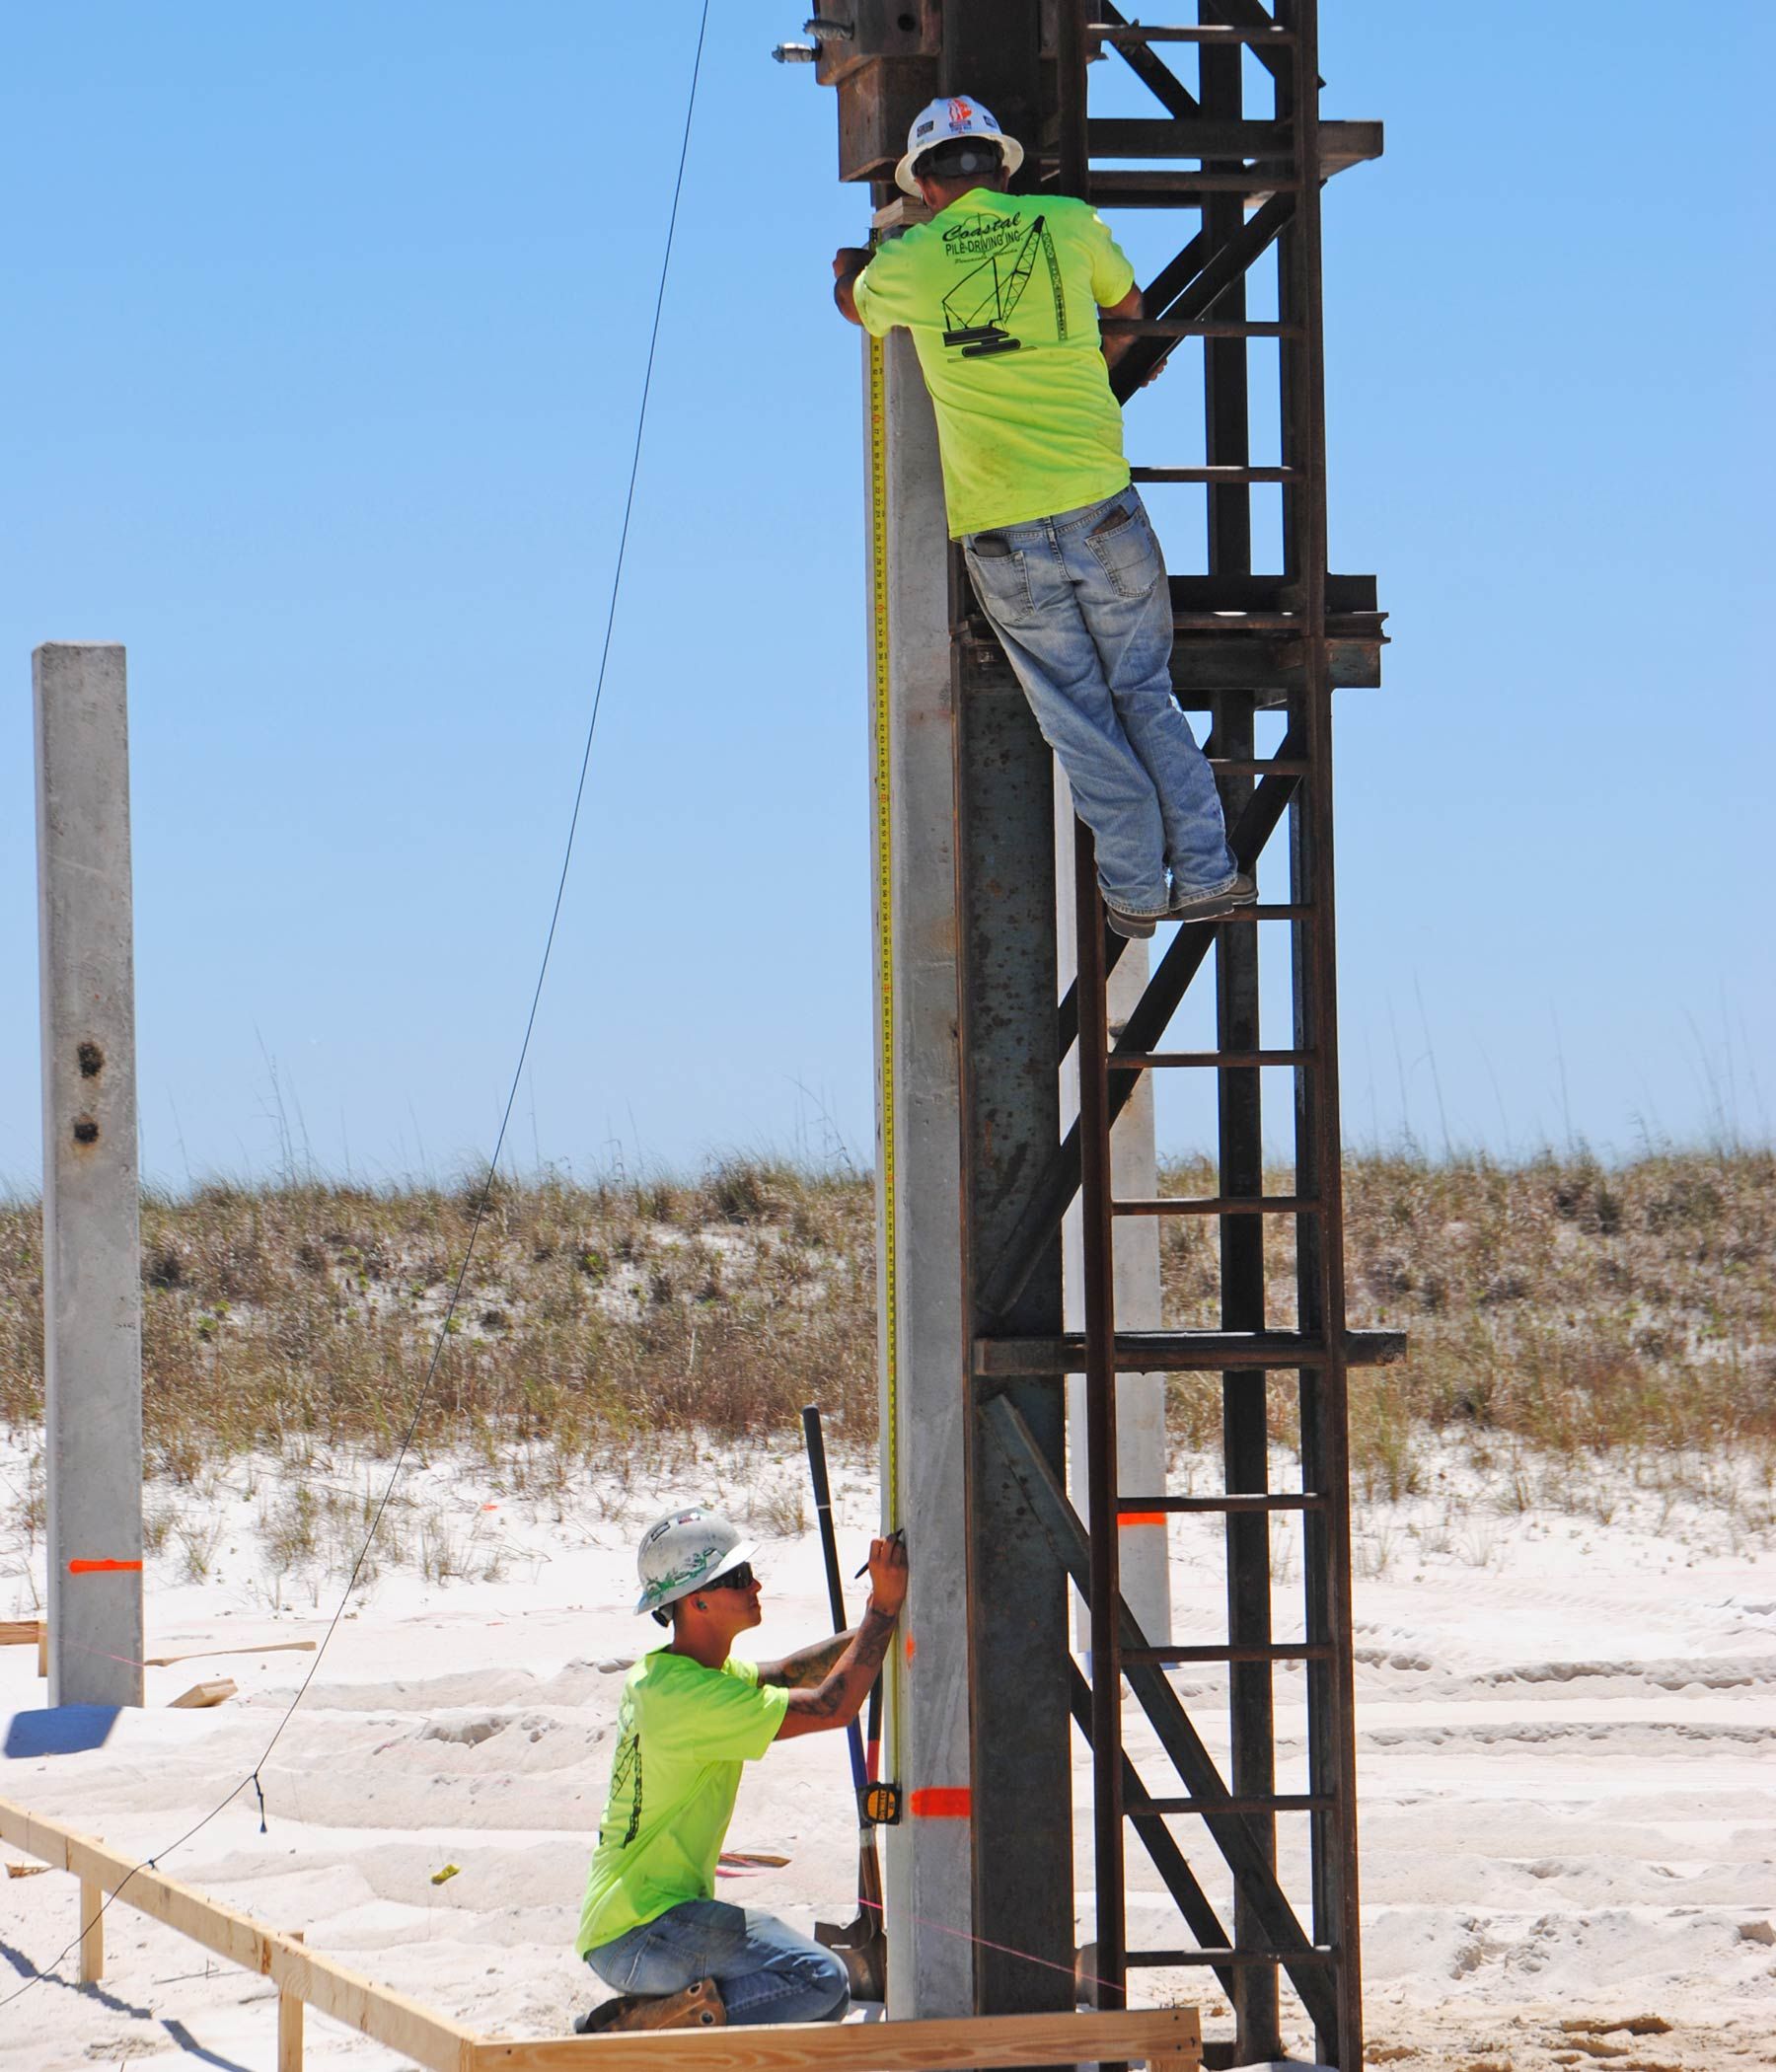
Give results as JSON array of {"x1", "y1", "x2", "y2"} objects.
[{"x1": 35, "y1": 641, "x2": 145, "y2": 1708}]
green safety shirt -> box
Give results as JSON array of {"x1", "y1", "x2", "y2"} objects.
[
  {"x1": 851, "y1": 187, "x2": 1137, "y2": 538},
  {"x1": 576, "y1": 1649, "x2": 789, "y2": 1957}
]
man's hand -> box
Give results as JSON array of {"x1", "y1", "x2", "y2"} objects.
[
  {"x1": 833, "y1": 245, "x2": 870, "y2": 327},
  {"x1": 865, "y1": 1533, "x2": 909, "y2": 1619}
]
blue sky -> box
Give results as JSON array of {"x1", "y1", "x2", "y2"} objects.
[{"x1": 3, "y1": 2, "x2": 1770, "y2": 1190}]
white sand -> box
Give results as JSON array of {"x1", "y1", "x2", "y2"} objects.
[{"x1": 2, "y1": 1437, "x2": 1772, "y2": 2071}]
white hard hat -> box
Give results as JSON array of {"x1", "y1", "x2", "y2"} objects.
[
  {"x1": 633, "y1": 1507, "x2": 757, "y2": 1617},
  {"x1": 895, "y1": 94, "x2": 1025, "y2": 198}
]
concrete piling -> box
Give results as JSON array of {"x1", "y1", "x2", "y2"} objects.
[{"x1": 34, "y1": 642, "x2": 145, "y2": 1709}]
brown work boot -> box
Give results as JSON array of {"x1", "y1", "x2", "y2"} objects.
[{"x1": 576, "y1": 1976, "x2": 726, "y2": 2035}]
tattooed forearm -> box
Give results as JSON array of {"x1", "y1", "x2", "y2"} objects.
[
  {"x1": 758, "y1": 1630, "x2": 853, "y2": 1690},
  {"x1": 778, "y1": 1603, "x2": 899, "y2": 1736}
]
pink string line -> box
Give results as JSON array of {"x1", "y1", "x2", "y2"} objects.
[{"x1": 855, "y1": 1895, "x2": 1138, "y2": 1999}]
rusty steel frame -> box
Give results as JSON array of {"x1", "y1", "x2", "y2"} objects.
[{"x1": 818, "y1": 3, "x2": 1380, "y2": 2064}]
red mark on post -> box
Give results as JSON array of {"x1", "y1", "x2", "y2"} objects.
[
  {"x1": 67, "y1": 1559, "x2": 143, "y2": 1575},
  {"x1": 904, "y1": 1632, "x2": 917, "y2": 1663},
  {"x1": 1118, "y1": 1512, "x2": 1167, "y2": 1527},
  {"x1": 910, "y1": 1786, "x2": 972, "y2": 1818}
]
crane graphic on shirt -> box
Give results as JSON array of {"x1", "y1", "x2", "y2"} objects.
[{"x1": 939, "y1": 210, "x2": 1068, "y2": 357}]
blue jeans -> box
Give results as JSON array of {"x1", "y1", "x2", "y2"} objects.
[
  {"x1": 586, "y1": 1898, "x2": 851, "y2": 2027},
  {"x1": 963, "y1": 487, "x2": 1236, "y2": 919}
]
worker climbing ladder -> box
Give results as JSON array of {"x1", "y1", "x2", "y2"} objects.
[{"x1": 811, "y1": 3, "x2": 1385, "y2": 2065}]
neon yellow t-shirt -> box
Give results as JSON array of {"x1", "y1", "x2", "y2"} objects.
[
  {"x1": 576, "y1": 1650, "x2": 788, "y2": 1957},
  {"x1": 852, "y1": 188, "x2": 1137, "y2": 538}
]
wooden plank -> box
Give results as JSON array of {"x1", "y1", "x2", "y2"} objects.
[
  {"x1": 168, "y1": 1677, "x2": 237, "y2": 1709},
  {"x1": 79, "y1": 1876, "x2": 103, "y2": 1983},
  {"x1": 471, "y1": 2007, "x2": 1201, "y2": 2072},
  {"x1": 0, "y1": 1619, "x2": 43, "y2": 1647},
  {"x1": 146, "y1": 1639, "x2": 318, "y2": 1668},
  {"x1": 0, "y1": 1795, "x2": 478, "y2": 2072},
  {"x1": 279, "y1": 1930, "x2": 306, "y2": 2072}
]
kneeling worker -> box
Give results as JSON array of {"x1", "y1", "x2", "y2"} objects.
[
  {"x1": 574, "y1": 1508, "x2": 907, "y2": 2033},
  {"x1": 834, "y1": 96, "x2": 1253, "y2": 939}
]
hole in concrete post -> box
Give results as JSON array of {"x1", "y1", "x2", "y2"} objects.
[
  {"x1": 72, "y1": 1117, "x2": 100, "y2": 1146},
  {"x1": 77, "y1": 1041, "x2": 104, "y2": 1077}
]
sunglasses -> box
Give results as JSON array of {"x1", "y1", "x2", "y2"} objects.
[{"x1": 705, "y1": 1562, "x2": 756, "y2": 1594}]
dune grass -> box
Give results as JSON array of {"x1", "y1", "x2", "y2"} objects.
[{"x1": 1, "y1": 1151, "x2": 1771, "y2": 1510}]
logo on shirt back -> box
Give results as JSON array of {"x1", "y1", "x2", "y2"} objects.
[{"x1": 940, "y1": 212, "x2": 1067, "y2": 358}]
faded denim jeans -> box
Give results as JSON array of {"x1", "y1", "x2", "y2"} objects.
[
  {"x1": 963, "y1": 487, "x2": 1236, "y2": 919},
  {"x1": 586, "y1": 1898, "x2": 851, "y2": 2026}
]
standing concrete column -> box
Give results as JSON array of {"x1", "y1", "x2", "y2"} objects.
[
  {"x1": 1057, "y1": 790, "x2": 1172, "y2": 1650},
  {"x1": 868, "y1": 332, "x2": 974, "y2": 2018},
  {"x1": 35, "y1": 642, "x2": 144, "y2": 1710}
]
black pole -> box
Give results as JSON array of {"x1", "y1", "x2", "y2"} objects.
[{"x1": 801, "y1": 1404, "x2": 867, "y2": 1796}]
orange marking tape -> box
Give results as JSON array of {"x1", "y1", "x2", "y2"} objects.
[
  {"x1": 1118, "y1": 1512, "x2": 1167, "y2": 1527},
  {"x1": 904, "y1": 1632, "x2": 917, "y2": 1662},
  {"x1": 67, "y1": 1559, "x2": 143, "y2": 1575},
  {"x1": 910, "y1": 1786, "x2": 972, "y2": 1818}
]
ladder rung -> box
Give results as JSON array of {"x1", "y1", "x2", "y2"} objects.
[
  {"x1": 1116, "y1": 1493, "x2": 1327, "y2": 1515},
  {"x1": 1181, "y1": 616, "x2": 1311, "y2": 631},
  {"x1": 1139, "y1": 1794, "x2": 1333, "y2": 1814},
  {"x1": 1133, "y1": 466, "x2": 1299, "y2": 485},
  {"x1": 971, "y1": 1329, "x2": 1406, "y2": 1374},
  {"x1": 1206, "y1": 759, "x2": 1311, "y2": 774},
  {"x1": 1126, "y1": 1948, "x2": 1336, "y2": 1968},
  {"x1": 1102, "y1": 319, "x2": 1303, "y2": 339},
  {"x1": 1111, "y1": 1194, "x2": 1318, "y2": 1216},
  {"x1": 1086, "y1": 23, "x2": 1296, "y2": 42},
  {"x1": 1157, "y1": 903, "x2": 1310, "y2": 925},
  {"x1": 1122, "y1": 1642, "x2": 1335, "y2": 1665},
  {"x1": 1108, "y1": 1049, "x2": 1312, "y2": 1070},
  {"x1": 1086, "y1": 171, "x2": 1303, "y2": 201}
]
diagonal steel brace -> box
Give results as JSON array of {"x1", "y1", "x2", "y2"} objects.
[
  {"x1": 1067, "y1": 1662, "x2": 1238, "y2": 2003},
  {"x1": 986, "y1": 731, "x2": 1305, "y2": 1321},
  {"x1": 985, "y1": 1395, "x2": 1337, "y2": 2037}
]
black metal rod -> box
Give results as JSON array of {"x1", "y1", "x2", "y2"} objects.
[
  {"x1": 1141, "y1": 1795, "x2": 1333, "y2": 1815},
  {"x1": 1116, "y1": 1493, "x2": 1326, "y2": 1515},
  {"x1": 800, "y1": 1404, "x2": 866, "y2": 1798},
  {"x1": 1109, "y1": 1049, "x2": 1311, "y2": 1069},
  {"x1": 1127, "y1": 1949, "x2": 1336, "y2": 1968},
  {"x1": 1124, "y1": 1642, "x2": 1333, "y2": 1665}
]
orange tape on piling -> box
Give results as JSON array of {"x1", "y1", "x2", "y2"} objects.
[
  {"x1": 67, "y1": 1559, "x2": 143, "y2": 1575},
  {"x1": 1118, "y1": 1512, "x2": 1167, "y2": 1527},
  {"x1": 909, "y1": 1786, "x2": 972, "y2": 1818}
]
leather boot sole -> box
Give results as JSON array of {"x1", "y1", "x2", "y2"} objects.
[{"x1": 575, "y1": 1975, "x2": 726, "y2": 2035}]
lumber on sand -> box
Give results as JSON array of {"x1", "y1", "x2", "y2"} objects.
[
  {"x1": 0, "y1": 1619, "x2": 43, "y2": 1648},
  {"x1": 146, "y1": 1639, "x2": 319, "y2": 1667},
  {"x1": 167, "y1": 1677, "x2": 237, "y2": 1709},
  {"x1": 0, "y1": 1794, "x2": 478, "y2": 2072},
  {"x1": 470, "y1": 2005, "x2": 1202, "y2": 2071}
]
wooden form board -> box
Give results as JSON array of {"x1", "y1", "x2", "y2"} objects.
[
  {"x1": 0, "y1": 1793, "x2": 1201, "y2": 2072},
  {"x1": 0, "y1": 1794, "x2": 478, "y2": 2072},
  {"x1": 470, "y1": 2007, "x2": 1203, "y2": 2070}
]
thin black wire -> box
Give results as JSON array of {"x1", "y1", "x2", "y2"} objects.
[{"x1": 1, "y1": 0, "x2": 712, "y2": 2010}]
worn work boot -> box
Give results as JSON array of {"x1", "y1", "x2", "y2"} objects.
[
  {"x1": 1103, "y1": 900, "x2": 1160, "y2": 940},
  {"x1": 1167, "y1": 870, "x2": 1257, "y2": 924},
  {"x1": 575, "y1": 1976, "x2": 726, "y2": 2035}
]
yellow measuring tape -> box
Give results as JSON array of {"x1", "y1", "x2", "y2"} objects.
[
  {"x1": 868, "y1": 331, "x2": 898, "y2": 1536},
  {"x1": 866, "y1": 331, "x2": 910, "y2": 1792}
]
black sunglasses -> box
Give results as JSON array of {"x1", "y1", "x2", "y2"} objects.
[{"x1": 705, "y1": 1562, "x2": 756, "y2": 1594}]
